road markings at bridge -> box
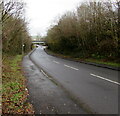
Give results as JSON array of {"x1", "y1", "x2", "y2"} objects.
[
  {"x1": 64, "y1": 64, "x2": 79, "y2": 71},
  {"x1": 53, "y1": 60, "x2": 60, "y2": 64},
  {"x1": 90, "y1": 73, "x2": 120, "y2": 86}
]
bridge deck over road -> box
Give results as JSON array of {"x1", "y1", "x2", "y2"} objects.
[{"x1": 32, "y1": 41, "x2": 45, "y2": 44}]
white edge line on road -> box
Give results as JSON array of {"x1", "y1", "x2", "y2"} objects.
[
  {"x1": 53, "y1": 60, "x2": 60, "y2": 64},
  {"x1": 90, "y1": 73, "x2": 120, "y2": 86},
  {"x1": 41, "y1": 69, "x2": 49, "y2": 77},
  {"x1": 64, "y1": 64, "x2": 79, "y2": 71}
]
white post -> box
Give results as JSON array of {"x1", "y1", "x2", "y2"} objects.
[{"x1": 22, "y1": 44, "x2": 25, "y2": 55}]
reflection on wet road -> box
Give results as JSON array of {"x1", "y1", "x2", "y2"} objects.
[
  {"x1": 22, "y1": 55, "x2": 86, "y2": 114},
  {"x1": 29, "y1": 46, "x2": 119, "y2": 114}
]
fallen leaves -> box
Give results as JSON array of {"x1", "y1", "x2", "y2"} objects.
[{"x1": 2, "y1": 55, "x2": 34, "y2": 114}]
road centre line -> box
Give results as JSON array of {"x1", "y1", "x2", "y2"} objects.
[
  {"x1": 53, "y1": 60, "x2": 60, "y2": 64},
  {"x1": 64, "y1": 64, "x2": 79, "y2": 71},
  {"x1": 90, "y1": 73, "x2": 120, "y2": 86}
]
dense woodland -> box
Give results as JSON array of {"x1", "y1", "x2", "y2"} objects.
[
  {"x1": 2, "y1": 0, "x2": 31, "y2": 55},
  {"x1": 46, "y1": 1, "x2": 120, "y2": 62}
]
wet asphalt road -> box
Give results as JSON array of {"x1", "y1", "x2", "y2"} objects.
[
  {"x1": 23, "y1": 55, "x2": 86, "y2": 114},
  {"x1": 29, "y1": 46, "x2": 119, "y2": 114}
]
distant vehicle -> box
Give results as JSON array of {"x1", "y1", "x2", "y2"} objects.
[{"x1": 35, "y1": 44, "x2": 39, "y2": 47}]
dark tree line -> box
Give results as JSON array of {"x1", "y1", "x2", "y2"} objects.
[
  {"x1": 46, "y1": 1, "x2": 119, "y2": 62},
  {"x1": 2, "y1": 0, "x2": 31, "y2": 55}
]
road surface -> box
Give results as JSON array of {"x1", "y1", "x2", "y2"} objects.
[
  {"x1": 30, "y1": 46, "x2": 119, "y2": 114},
  {"x1": 23, "y1": 55, "x2": 86, "y2": 114}
]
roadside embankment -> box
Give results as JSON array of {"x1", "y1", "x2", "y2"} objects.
[
  {"x1": 45, "y1": 48, "x2": 120, "y2": 71},
  {"x1": 2, "y1": 55, "x2": 34, "y2": 114}
]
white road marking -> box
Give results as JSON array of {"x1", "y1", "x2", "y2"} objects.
[
  {"x1": 90, "y1": 73, "x2": 120, "y2": 85},
  {"x1": 53, "y1": 60, "x2": 60, "y2": 64},
  {"x1": 41, "y1": 69, "x2": 49, "y2": 77},
  {"x1": 64, "y1": 64, "x2": 79, "y2": 71}
]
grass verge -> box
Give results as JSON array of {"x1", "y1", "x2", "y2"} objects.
[
  {"x1": 84, "y1": 59, "x2": 120, "y2": 67},
  {"x1": 45, "y1": 49, "x2": 120, "y2": 68},
  {"x1": 2, "y1": 55, "x2": 34, "y2": 114}
]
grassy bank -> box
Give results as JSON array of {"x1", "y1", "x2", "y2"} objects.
[
  {"x1": 2, "y1": 55, "x2": 34, "y2": 114},
  {"x1": 45, "y1": 49, "x2": 120, "y2": 68}
]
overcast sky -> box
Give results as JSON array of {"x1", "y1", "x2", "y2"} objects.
[{"x1": 24, "y1": 0, "x2": 84, "y2": 36}]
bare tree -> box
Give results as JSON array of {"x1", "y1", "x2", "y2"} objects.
[
  {"x1": 2, "y1": 0, "x2": 31, "y2": 55},
  {"x1": 46, "y1": 1, "x2": 119, "y2": 61}
]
